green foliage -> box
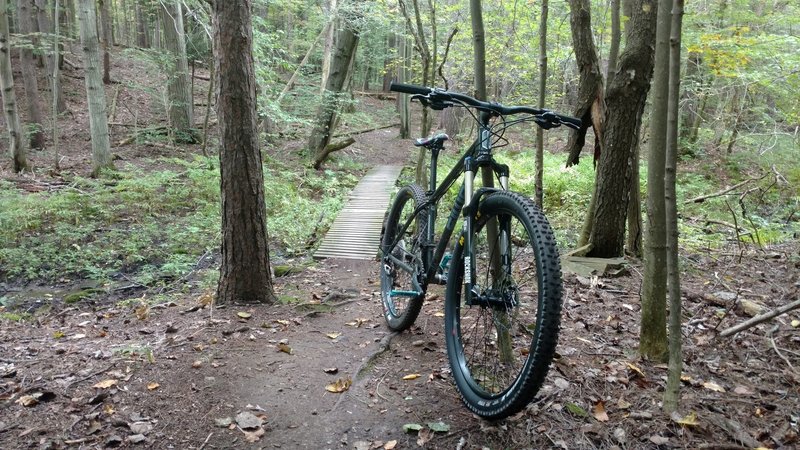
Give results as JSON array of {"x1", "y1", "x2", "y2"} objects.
[{"x1": 0, "y1": 156, "x2": 357, "y2": 285}]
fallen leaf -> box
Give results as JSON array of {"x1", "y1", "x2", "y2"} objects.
[
  {"x1": 617, "y1": 397, "x2": 631, "y2": 409},
  {"x1": 128, "y1": 434, "x2": 146, "y2": 444},
  {"x1": 702, "y1": 381, "x2": 726, "y2": 393},
  {"x1": 384, "y1": 440, "x2": 397, "y2": 450},
  {"x1": 104, "y1": 403, "x2": 115, "y2": 415},
  {"x1": 402, "y1": 373, "x2": 421, "y2": 380},
  {"x1": 275, "y1": 319, "x2": 290, "y2": 326},
  {"x1": 243, "y1": 427, "x2": 265, "y2": 443},
  {"x1": 593, "y1": 400, "x2": 610, "y2": 422},
  {"x1": 192, "y1": 360, "x2": 203, "y2": 368},
  {"x1": 214, "y1": 417, "x2": 232, "y2": 428},
  {"x1": 197, "y1": 293, "x2": 213, "y2": 306},
  {"x1": 733, "y1": 385, "x2": 754, "y2": 395},
  {"x1": 671, "y1": 411, "x2": 699, "y2": 427},
  {"x1": 277, "y1": 342, "x2": 293, "y2": 354},
  {"x1": 326, "y1": 332, "x2": 341, "y2": 339},
  {"x1": 323, "y1": 367, "x2": 339, "y2": 374},
  {"x1": 93, "y1": 379, "x2": 118, "y2": 389},
  {"x1": 147, "y1": 382, "x2": 160, "y2": 391},
  {"x1": 135, "y1": 304, "x2": 149, "y2": 320},
  {"x1": 325, "y1": 377, "x2": 352, "y2": 393},
  {"x1": 428, "y1": 421, "x2": 450, "y2": 432},
  {"x1": 237, "y1": 312, "x2": 252, "y2": 319},
  {"x1": 626, "y1": 363, "x2": 645, "y2": 378},
  {"x1": 650, "y1": 435, "x2": 670, "y2": 445},
  {"x1": 566, "y1": 402, "x2": 589, "y2": 418},
  {"x1": 52, "y1": 331, "x2": 65, "y2": 339},
  {"x1": 15, "y1": 395, "x2": 38, "y2": 407},
  {"x1": 130, "y1": 422, "x2": 153, "y2": 434},
  {"x1": 402, "y1": 423, "x2": 423, "y2": 433},
  {"x1": 417, "y1": 428, "x2": 434, "y2": 446},
  {"x1": 433, "y1": 312, "x2": 445, "y2": 317}
]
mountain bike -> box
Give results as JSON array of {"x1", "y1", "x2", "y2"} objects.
[{"x1": 379, "y1": 82, "x2": 581, "y2": 420}]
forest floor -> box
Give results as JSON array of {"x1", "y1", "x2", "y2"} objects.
[{"x1": 1, "y1": 47, "x2": 800, "y2": 449}]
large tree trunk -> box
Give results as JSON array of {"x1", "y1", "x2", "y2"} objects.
[
  {"x1": 213, "y1": 0, "x2": 276, "y2": 305},
  {"x1": 159, "y1": 0, "x2": 195, "y2": 142},
  {"x1": 33, "y1": 0, "x2": 66, "y2": 113},
  {"x1": 308, "y1": 22, "x2": 359, "y2": 169},
  {"x1": 640, "y1": 0, "x2": 673, "y2": 361},
  {"x1": 565, "y1": 0, "x2": 604, "y2": 168},
  {"x1": 663, "y1": 0, "x2": 684, "y2": 414},
  {"x1": 606, "y1": 0, "x2": 621, "y2": 86},
  {"x1": 77, "y1": 0, "x2": 113, "y2": 176},
  {"x1": 16, "y1": 0, "x2": 46, "y2": 150},
  {"x1": 0, "y1": 0, "x2": 29, "y2": 172},
  {"x1": 587, "y1": 0, "x2": 657, "y2": 258},
  {"x1": 98, "y1": 0, "x2": 112, "y2": 84}
]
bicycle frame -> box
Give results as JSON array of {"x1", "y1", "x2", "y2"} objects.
[{"x1": 384, "y1": 113, "x2": 511, "y2": 300}]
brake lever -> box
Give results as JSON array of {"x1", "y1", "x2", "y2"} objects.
[{"x1": 534, "y1": 116, "x2": 560, "y2": 130}]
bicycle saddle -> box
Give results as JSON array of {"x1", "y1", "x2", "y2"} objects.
[{"x1": 414, "y1": 133, "x2": 449, "y2": 149}]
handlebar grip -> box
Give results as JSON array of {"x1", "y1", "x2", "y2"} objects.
[
  {"x1": 389, "y1": 81, "x2": 432, "y2": 96},
  {"x1": 559, "y1": 115, "x2": 583, "y2": 129}
]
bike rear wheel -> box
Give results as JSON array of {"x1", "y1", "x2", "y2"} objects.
[
  {"x1": 380, "y1": 184, "x2": 428, "y2": 331},
  {"x1": 445, "y1": 190, "x2": 562, "y2": 420}
]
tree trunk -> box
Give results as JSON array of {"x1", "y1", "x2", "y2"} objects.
[
  {"x1": 382, "y1": 33, "x2": 395, "y2": 92},
  {"x1": 77, "y1": 0, "x2": 113, "y2": 176},
  {"x1": 535, "y1": 0, "x2": 548, "y2": 207},
  {"x1": 308, "y1": 23, "x2": 359, "y2": 168},
  {"x1": 640, "y1": 0, "x2": 673, "y2": 361},
  {"x1": 397, "y1": 32, "x2": 410, "y2": 139},
  {"x1": 159, "y1": 0, "x2": 195, "y2": 142},
  {"x1": 663, "y1": 0, "x2": 684, "y2": 414},
  {"x1": 98, "y1": 0, "x2": 112, "y2": 84},
  {"x1": 135, "y1": 1, "x2": 148, "y2": 48},
  {"x1": 565, "y1": 0, "x2": 604, "y2": 168},
  {"x1": 587, "y1": 0, "x2": 657, "y2": 258},
  {"x1": 33, "y1": 0, "x2": 66, "y2": 113},
  {"x1": 626, "y1": 138, "x2": 643, "y2": 255},
  {"x1": 320, "y1": 0, "x2": 337, "y2": 92},
  {"x1": 0, "y1": 0, "x2": 29, "y2": 172},
  {"x1": 606, "y1": 0, "x2": 621, "y2": 86},
  {"x1": 213, "y1": 0, "x2": 276, "y2": 305},
  {"x1": 15, "y1": 0, "x2": 45, "y2": 150}
]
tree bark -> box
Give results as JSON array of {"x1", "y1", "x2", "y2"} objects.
[
  {"x1": 397, "y1": 32, "x2": 410, "y2": 139},
  {"x1": 320, "y1": 0, "x2": 337, "y2": 92},
  {"x1": 77, "y1": 0, "x2": 113, "y2": 176},
  {"x1": 33, "y1": 0, "x2": 66, "y2": 113},
  {"x1": 587, "y1": 0, "x2": 657, "y2": 258},
  {"x1": 159, "y1": 0, "x2": 195, "y2": 142},
  {"x1": 606, "y1": 0, "x2": 621, "y2": 86},
  {"x1": 213, "y1": 0, "x2": 276, "y2": 304},
  {"x1": 308, "y1": 22, "x2": 359, "y2": 168},
  {"x1": 565, "y1": 0, "x2": 604, "y2": 168},
  {"x1": 0, "y1": 0, "x2": 29, "y2": 171},
  {"x1": 16, "y1": 0, "x2": 46, "y2": 150},
  {"x1": 535, "y1": 0, "x2": 548, "y2": 207},
  {"x1": 640, "y1": 0, "x2": 673, "y2": 361},
  {"x1": 98, "y1": 0, "x2": 112, "y2": 84},
  {"x1": 663, "y1": 0, "x2": 684, "y2": 414},
  {"x1": 135, "y1": 1, "x2": 148, "y2": 48}
]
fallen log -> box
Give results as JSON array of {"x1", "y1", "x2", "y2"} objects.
[
  {"x1": 312, "y1": 137, "x2": 356, "y2": 169},
  {"x1": 719, "y1": 298, "x2": 800, "y2": 337}
]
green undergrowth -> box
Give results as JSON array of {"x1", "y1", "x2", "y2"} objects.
[
  {"x1": 393, "y1": 135, "x2": 798, "y2": 251},
  {"x1": 0, "y1": 155, "x2": 358, "y2": 286}
]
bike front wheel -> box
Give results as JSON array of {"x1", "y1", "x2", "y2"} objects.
[
  {"x1": 445, "y1": 190, "x2": 563, "y2": 420},
  {"x1": 380, "y1": 184, "x2": 428, "y2": 331}
]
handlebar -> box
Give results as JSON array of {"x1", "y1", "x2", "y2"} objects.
[{"x1": 390, "y1": 81, "x2": 582, "y2": 130}]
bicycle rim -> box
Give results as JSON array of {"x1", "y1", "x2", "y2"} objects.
[{"x1": 445, "y1": 191, "x2": 562, "y2": 419}]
